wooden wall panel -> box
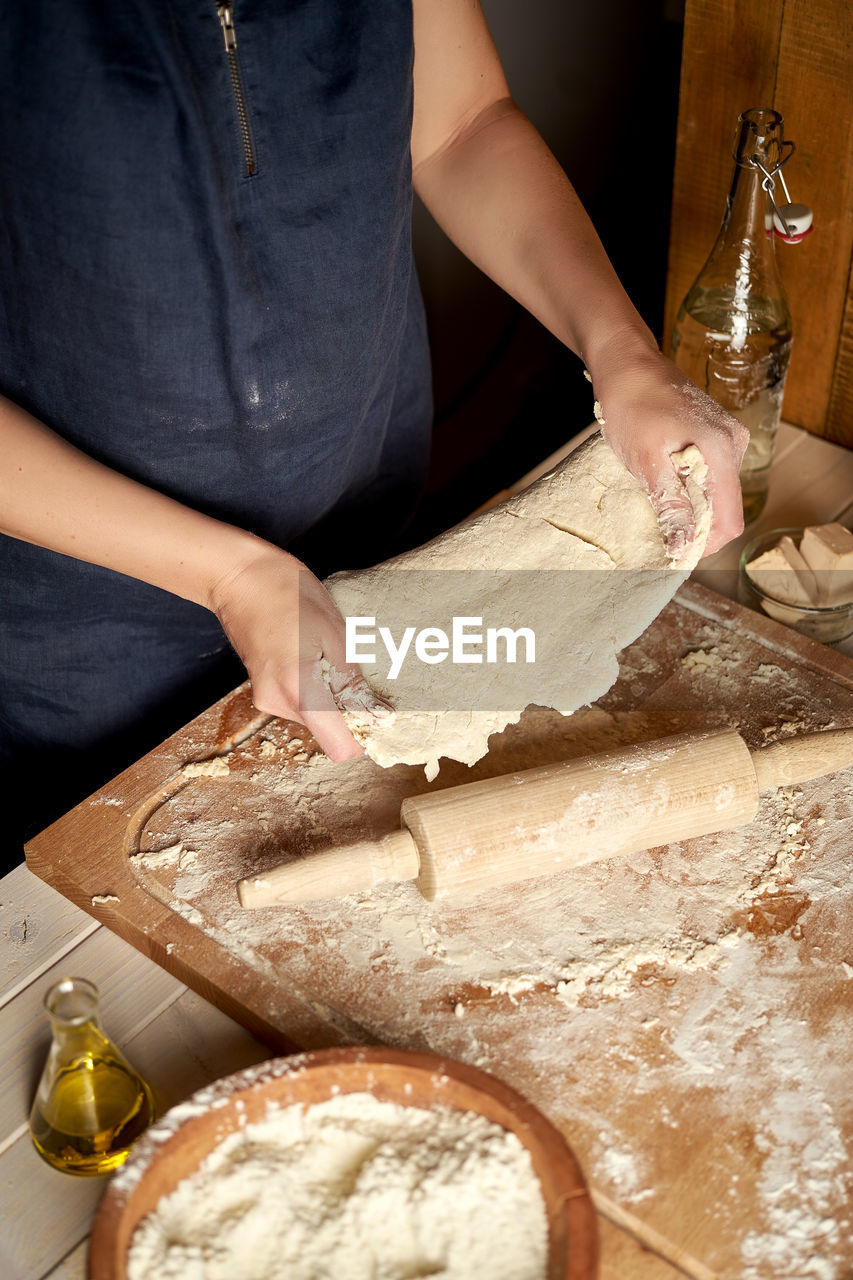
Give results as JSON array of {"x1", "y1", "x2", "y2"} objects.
[
  {"x1": 830, "y1": 284, "x2": 853, "y2": 433},
  {"x1": 773, "y1": 0, "x2": 853, "y2": 435},
  {"x1": 664, "y1": 0, "x2": 783, "y2": 321},
  {"x1": 664, "y1": 0, "x2": 853, "y2": 446}
]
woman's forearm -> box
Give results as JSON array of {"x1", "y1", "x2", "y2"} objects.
[
  {"x1": 413, "y1": 94, "x2": 657, "y2": 380},
  {"x1": 410, "y1": 0, "x2": 749, "y2": 553},
  {"x1": 411, "y1": 0, "x2": 657, "y2": 383},
  {"x1": 0, "y1": 395, "x2": 381, "y2": 759},
  {"x1": 0, "y1": 394, "x2": 269, "y2": 610}
]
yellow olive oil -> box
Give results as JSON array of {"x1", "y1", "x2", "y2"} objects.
[{"x1": 29, "y1": 977, "x2": 155, "y2": 1176}]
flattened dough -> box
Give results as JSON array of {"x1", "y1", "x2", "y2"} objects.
[{"x1": 327, "y1": 432, "x2": 710, "y2": 779}]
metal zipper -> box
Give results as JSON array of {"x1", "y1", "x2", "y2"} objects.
[{"x1": 216, "y1": 2, "x2": 257, "y2": 177}]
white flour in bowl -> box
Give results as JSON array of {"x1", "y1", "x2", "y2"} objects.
[{"x1": 126, "y1": 1092, "x2": 548, "y2": 1280}]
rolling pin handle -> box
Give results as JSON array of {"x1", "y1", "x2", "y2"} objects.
[
  {"x1": 236, "y1": 830, "x2": 420, "y2": 908},
  {"x1": 749, "y1": 727, "x2": 853, "y2": 792}
]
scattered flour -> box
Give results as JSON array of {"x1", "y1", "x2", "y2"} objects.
[
  {"x1": 124, "y1": 602, "x2": 853, "y2": 1277},
  {"x1": 131, "y1": 842, "x2": 184, "y2": 870},
  {"x1": 681, "y1": 647, "x2": 730, "y2": 674},
  {"x1": 131, "y1": 842, "x2": 199, "y2": 873},
  {"x1": 125, "y1": 1093, "x2": 547, "y2": 1280},
  {"x1": 737, "y1": 1005, "x2": 851, "y2": 1280},
  {"x1": 183, "y1": 757, "x2": 231, "y2": 779},
  {"x1": 598, "y1": 1144, "x2": 645, "y2": 1199}
]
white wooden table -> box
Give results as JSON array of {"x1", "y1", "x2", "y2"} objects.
[{"x1": 2, "y1": 422, "x2": 851, "y2": 1280}]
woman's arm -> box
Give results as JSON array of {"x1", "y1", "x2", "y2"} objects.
[
  {"x1": 410, "y1": 0, "x2": 748, "y2": 555},
  {"x1": 0, "y1": 394, "x2": 377, "y2": 758}
]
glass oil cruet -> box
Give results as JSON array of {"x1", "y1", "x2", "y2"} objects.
[
  {"x1": 671, "y1": 107, "x2": 811, "y2": 524},
  {"x1": 29, "y1": 977, "x2": 155, "y2": 1176}
]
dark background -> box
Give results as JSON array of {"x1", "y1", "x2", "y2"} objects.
[{"x1": 409, "y1": 0, "x2": 685, "y2": 539}]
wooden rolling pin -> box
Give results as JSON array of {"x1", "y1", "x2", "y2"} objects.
[{"x1": 237, "y1": 727, "x2": 853, "y2": 907}]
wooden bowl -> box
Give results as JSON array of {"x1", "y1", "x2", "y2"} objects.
[{"x1": 89, "y1": 1046, "x2": 598, "y2": 1279}]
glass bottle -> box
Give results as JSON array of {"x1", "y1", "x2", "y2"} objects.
[
  {"x1": 671, "y1": 107, "x2": 793, "y2": 524},
  {"x1": 29, "y1": 977, "x2": 155, "y2": 1176}
]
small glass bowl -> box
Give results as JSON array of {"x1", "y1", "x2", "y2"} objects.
[{"x1": 739, "y1": 527, "x2": 853, "y2": 645}]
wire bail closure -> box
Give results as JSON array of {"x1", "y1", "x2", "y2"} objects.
[{"x1": 750, "y1": 141, "x2": 813, "y2": 243}]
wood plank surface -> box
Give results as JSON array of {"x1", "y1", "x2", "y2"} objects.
[
  {"x1": 44, "y1": 1243, "x2": 87, "y2": 1280},
  {"x1": 25, "y1": 583, "x2": 853, "y2": 1279},
  {"x1": 771, "y1": 0, "x2": 853, "y2": 434},
  {"x1": 596, "y1": 1212, "x2": 695, "y2": 1280},
  {"x1": 1, "y1": 1134, "x2": 105, "y2": 1280},
  {"x1": 829, "y1": 264, "x2": 853, "y2": 438},
  {"x1": 1, "y1": 930, "x2": 185, "y2": 1158},
  {"x1": 1, "y1": 985, "x2": 268, "y2": 1280},
  {"x1": 664, "y1": 0, "x2": 783, "y2": 349},
  {"x1": 19, "y1": 684, "x2": 307, "y2": 1054},
  {"x1": 0, "y1": 864, "x2": 97, "y2": 1006},
  {"x1": 594, "y1": 1195, "x2": 716, "y2": 1280}
]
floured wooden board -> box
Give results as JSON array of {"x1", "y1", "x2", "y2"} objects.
[{"x1": 26, "y1": 583, "x2": 853, "y2": 1280}]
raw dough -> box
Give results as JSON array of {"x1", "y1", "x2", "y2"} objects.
[{"x1": 327, "y1": 431, "x2": 710, "y2": 779}]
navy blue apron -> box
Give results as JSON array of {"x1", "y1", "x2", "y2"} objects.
[{"x1": 0, "y1": 0, "x2": 432, "y2": 853}]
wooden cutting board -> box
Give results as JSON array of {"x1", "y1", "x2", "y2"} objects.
[{"x1": 26, "y1": 582, "x2": 853, "y2": 1280}]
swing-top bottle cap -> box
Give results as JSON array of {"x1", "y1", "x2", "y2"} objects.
[
  {"x1": 735, "y1": 109, "x2": 812, "y2": 245},
  {"x1": 773, "y1": 202, "x2": 813, "y2": 243}
]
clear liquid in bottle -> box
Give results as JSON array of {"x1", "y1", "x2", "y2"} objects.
[
  {"x1": 672, "y1": 284, "x2": 792, "y2": 524},
  {"x1": 670, "y1": 108, "x2": 794, "y2": 525}
]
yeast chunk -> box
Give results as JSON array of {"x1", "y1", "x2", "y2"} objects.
[{"x1": 799, "y1": 523, "x2": 853, "y2": 605}]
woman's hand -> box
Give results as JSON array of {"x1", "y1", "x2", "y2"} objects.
[
  {"x1": 210, "y1": 545, "x2": 392, "y2": 761},
  {"x1": 589, "y1": 341, "x2": 750, "y2": 557}
]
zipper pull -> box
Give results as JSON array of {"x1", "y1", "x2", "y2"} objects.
[{"x1": 217, "y1": 3, "x2": 237, "y2": 52}]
